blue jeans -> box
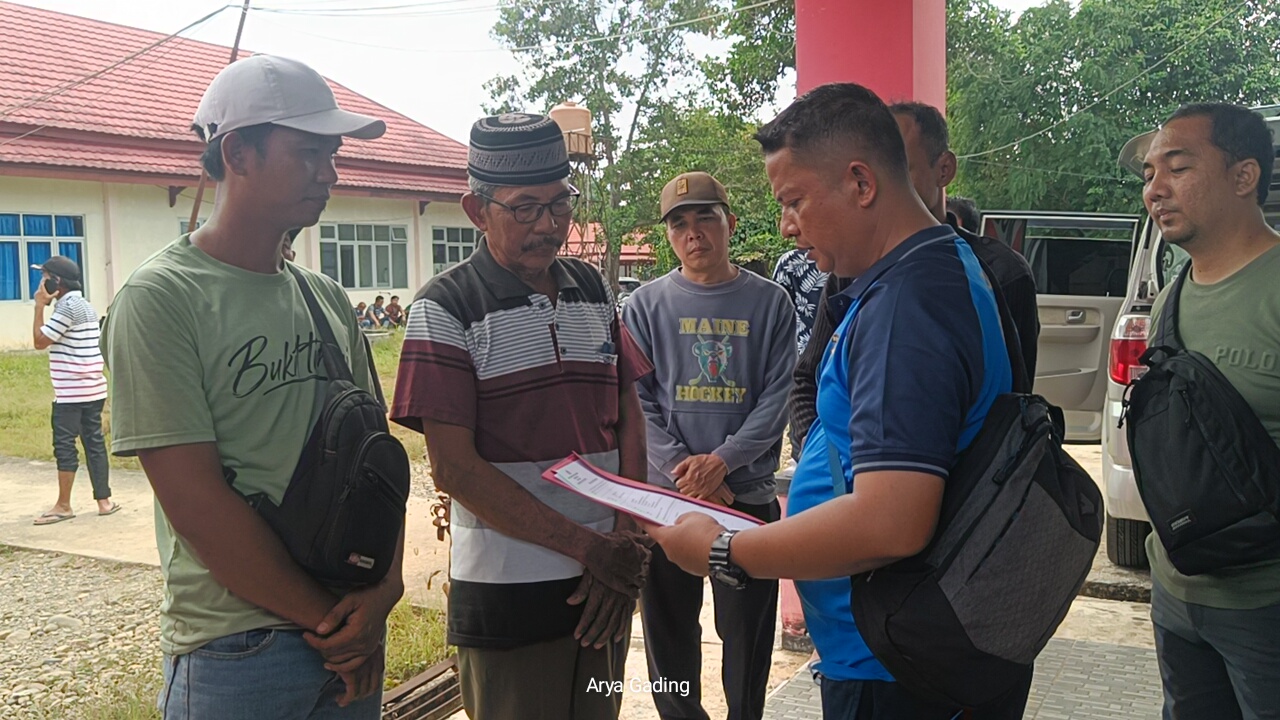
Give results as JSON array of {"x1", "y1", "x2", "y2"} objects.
[
  {"x1": 1152, "y1": 580, "x2": 1280, "y2": 720},
  {"x1": 158, "y1": 629, "x2": 382, "y2": 719}
]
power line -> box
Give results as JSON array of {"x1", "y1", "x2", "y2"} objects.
[
  {"x1": 253, "y1": 2, "x2": 501, "y2": 18},
  {"x1": 956, "y1": 0, "x2": 1253, "y2": 160},
  {"x1": 249, "y1": 0, "x2": 782, "y2": 54},
  {"x1": 0, "y1": 4, "x2": 235, "y2": 121},
  {"x1": 254, "y1": 0, "x2": 489, "y2": 14},
  {"x1": 959, "y1": 157, "x2": 1133, "y2": 183},
  {"x1": 0, "y1": 5, "x2": 232, "y2": 149}
]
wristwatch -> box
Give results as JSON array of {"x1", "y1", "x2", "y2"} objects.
[{"x1": 708, "y1": 530, "x2": 750, "y2": 590}]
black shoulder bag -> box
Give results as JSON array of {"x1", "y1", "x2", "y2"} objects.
[
  {"x1": 846, "y1": 247, "x2": 1103, "y2": 709},
  {"x1": 1124, "y1": 263, "x2": 1280, "y2": 575},
  {"x1": 234, "y1": 267, "x2": 411, "y2": 588}
]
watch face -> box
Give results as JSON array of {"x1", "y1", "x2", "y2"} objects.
[{"x1": 710, "y1": 566, "x2": 747, "y2": 589}]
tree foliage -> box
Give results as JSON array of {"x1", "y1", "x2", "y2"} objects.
[
  {"x1": 486, "y1": 0, "x2": 1280, "y2": 277},
  {"x1": 485, "y1": 0, "x2": 721, "y2": 283},
  {"x1": 947, "y1": 0, "x2": 1280, "y2": 213},
  {"x1": 622, "y1": 103, "x2": 784, "y2": 274},
  {"x1": 719, "y1": 0, "x2": 1280, "y2": 214}
]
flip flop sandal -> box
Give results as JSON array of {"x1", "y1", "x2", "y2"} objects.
[
  {"x1": 34, "y1": 511, "x2": 75, "y2": 525},
  {"x1": 98, "y1": 503, "x2": 122, "y2": 516}
]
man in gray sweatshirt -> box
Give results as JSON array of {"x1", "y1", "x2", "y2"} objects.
[{"x1": 622, "y1": 171, "x2": 796, "y2": 720}]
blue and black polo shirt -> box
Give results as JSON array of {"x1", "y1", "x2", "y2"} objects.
[{"x1": 787, "y1": 224, "x2": 1012, "y2": 682}]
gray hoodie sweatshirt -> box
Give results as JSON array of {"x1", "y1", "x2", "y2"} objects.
[{"x1": 622, "y1": 267, "x2": 796, "y2": 504}]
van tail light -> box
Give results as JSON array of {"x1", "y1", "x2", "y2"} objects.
[{"x1": 1109, "y1": 314, "x2": 1149, "y2": 385}]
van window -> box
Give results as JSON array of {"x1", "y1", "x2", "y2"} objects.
[{"x1": 983, "y1": 216, "x2": 1138, "y2": 297}]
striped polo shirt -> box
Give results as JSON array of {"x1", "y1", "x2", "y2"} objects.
[
  {"x1": 41, "y1": 291, "x2": 107, "y2": 404},
  {"x1": 392, "y1": 239, "x2": 652, "y2": 648}
]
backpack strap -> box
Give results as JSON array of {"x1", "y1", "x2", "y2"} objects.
[
  {"x1": 1154, "y1": 263, "x2": 1191, "y2": 350},
  {"x1": 970, "y1": 250, "x2": 1033, "y2": 395},
  {"x1": 288, "y1": 264, "x2": 355, "y2": 384},
  {"x1": 361, "y1": 333, "x2": 388, "y2": 412}
]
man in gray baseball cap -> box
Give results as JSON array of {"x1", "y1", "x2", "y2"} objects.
[{"x1": 102, "y1": 55, "x2": 394, "y2": 718}]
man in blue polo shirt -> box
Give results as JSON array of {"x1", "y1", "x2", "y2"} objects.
[{"x1": 648, "y1": 83, "x2": 1013, "y2": 719}]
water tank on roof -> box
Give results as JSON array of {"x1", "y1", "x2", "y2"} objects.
[{"x1": 550, "y1": 101, "x2": 594, "y2": 160}]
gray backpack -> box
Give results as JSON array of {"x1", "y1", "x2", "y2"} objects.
[{"x1": 844, "y1": 268, "x2": 1104, "y2": 708}]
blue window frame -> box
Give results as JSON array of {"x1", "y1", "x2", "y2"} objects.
[{"x1": 0, "y1": 213, "x2": 86, "y2": 301}]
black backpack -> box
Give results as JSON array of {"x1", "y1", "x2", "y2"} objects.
[
  {"x1": 846, "y1": 259, "x2": 1103, "y2": 709},
  {"x1": 1123, "y1": 264, "x2": 1280, "y2": 576},
  {"x1": 233, "y1": 267, "x2": 411, "y2": 589}
]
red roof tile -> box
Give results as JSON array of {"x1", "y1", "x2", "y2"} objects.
[
  {"x1": 563, "y1": 223, "x2": 654, "y2": 264},
  {"x1": 0, "y1": 1, "x2": 467, "y2": 194}
]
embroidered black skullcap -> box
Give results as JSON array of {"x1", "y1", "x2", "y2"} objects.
[{"x1": 468, "y1": 113, "x2": 571, "y2": 186}]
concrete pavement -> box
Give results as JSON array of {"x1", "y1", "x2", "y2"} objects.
[
  {"x1": 0, "y1": 456, "x2": 450, "y2": 609},
  {"x1": 1, "y1": 444, "x2": 1161, "y2": 720}
]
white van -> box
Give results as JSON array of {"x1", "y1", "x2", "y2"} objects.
[{"x1": 980, "y1": 211, "x2": 1141, "y2": 442}]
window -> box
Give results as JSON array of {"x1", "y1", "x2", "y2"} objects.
[
  {"x1": 179, "y1": 219, "x2": 206, "y2": 234},
  {"x1": 0, "y1": 213, "x2": 86, "y2": 301},
  {"x1": 983, "y1": 215, "x2": 1137, "y2": 298},
  {"x1": 318, "y1": 223, "x2": 409, "y2": 290},
  {"x1": 433, "y1": 226, "x2": 480, "y2": 275}
]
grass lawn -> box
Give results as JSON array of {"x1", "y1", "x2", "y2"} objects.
[
  {"x1": 0, "y1": 330, "x2": 423, "y2": 470},
  {"x1": 67, "y1": 600, "x2": 449, "y2": 720}
]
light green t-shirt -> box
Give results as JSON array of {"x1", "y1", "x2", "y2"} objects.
[
  {"x1": 1146, "y1": 242, "x2": 1280, "y2": 610},
  {"x1": 102, "y1": 236, "x2": 373, "y2": 654}
]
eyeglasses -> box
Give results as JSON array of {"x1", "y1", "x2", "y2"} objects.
[{"x1": 478, "y1": 188, "x2": 580, "y2": 224}]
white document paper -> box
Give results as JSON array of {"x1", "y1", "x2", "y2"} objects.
[{"x1": 545, "y1": 455, "x2": 764, "y2": 531}]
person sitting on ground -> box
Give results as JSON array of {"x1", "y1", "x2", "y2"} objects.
[
  {"x1": 354, "y1": 302, "x2": 372, "y2": 329},
  {"x1": 367, "y1": 295, "x2": 393, "y2": 329},
  {"x1": 384, "y1": 295, "x2": 405, "y2": 327}
]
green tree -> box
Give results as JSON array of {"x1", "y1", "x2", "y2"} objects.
[
  {"x1": 948, "y1": 0, "x2": 1280, "y2": 213},
  {"x1": 621, "y1": 102, "x2": 785, "y2": 274},
  {"x1": 703, "y1": 0, "x2": 795, "y2": 115},
  {"x1": 717, "y1": 0, "x2": 1280, "y2": 214},
  {"x1": 484, "y1": 0, "x2": 721, "y2": 285}
]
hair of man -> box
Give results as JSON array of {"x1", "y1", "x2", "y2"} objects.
[
  {"x1": 1167, "y1": 103, "x2": 1273, "y2": 206},
  {"x1": 947, "y1": 195, "x2": 981, "y2": 233},
  {"x1": 888, "y1": 101, "x2": 950, "y2": 165},
  {"x1": 193, "y1": 123, "x2": 277, "y2": 182},
  {"x1": 468, "y1": 176, "x2": 500, "y2": 206},
  {"x1": 754, "y1": 82, "x2": 910, "y2": 182}
]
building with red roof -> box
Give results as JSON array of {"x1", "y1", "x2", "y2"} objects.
[
  {"x1": 562, "y1": 223, "x2": 655, "y2": 280},
  {"x1": 0, "y1": 1, "x2": 478, "y2": 347}
]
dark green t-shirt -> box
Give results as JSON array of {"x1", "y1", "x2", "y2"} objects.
[{"x1": 1147, "y1": 242, "x2": 1280, "y2": 609}]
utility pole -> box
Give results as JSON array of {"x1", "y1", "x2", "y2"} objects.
[{"x1": 187, "y1": 0, "x2": 251, "y2": 232}]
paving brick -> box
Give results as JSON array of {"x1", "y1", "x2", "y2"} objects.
[{"x1": 763, "y1": 638, "x2": 1162, "y2": 719}]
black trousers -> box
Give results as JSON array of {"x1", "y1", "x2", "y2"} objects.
[
  {"x1": 817, "y1": 666, "x2": 1034, "y2": 720},
  {"x1": 640, "y1": 499, "x2": 780, "y2": 720},
  {"x1": 51, "y1": 399, "x2": 111, "y2": 500}
]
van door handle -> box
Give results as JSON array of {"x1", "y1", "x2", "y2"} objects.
[{"x1": 1066, "y1": 310, "x2": 1086, "y2": 324}]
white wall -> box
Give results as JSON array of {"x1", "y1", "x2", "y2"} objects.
[
  {"x1": 0, "y1": 174, "x2": 469, "y2": 349},
  {"x1": 0, "y1": 176, "x2": 108, "y2": 350}
]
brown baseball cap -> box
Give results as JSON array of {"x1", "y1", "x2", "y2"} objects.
[{"x1": 659, "y1": 171, "x2": 730, "y2": 221}]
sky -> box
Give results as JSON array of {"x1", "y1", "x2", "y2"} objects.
[{"x1": 9, "y1": 0, "x2": 1048, "y2": 145}]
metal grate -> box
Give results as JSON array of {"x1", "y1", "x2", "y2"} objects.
[{"x1": 381, "y1": 655, "x2": 464, "y2": 720}]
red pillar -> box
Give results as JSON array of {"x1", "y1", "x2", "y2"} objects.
[
  {"x1": 779, "y1": 0, "x2": 948, "y2": 654},
  {"x1": 795, "y1": 0, "x2": 946, "y2": 110}
]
